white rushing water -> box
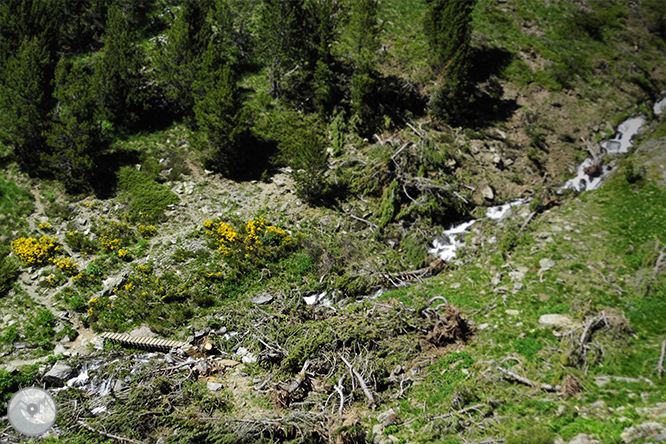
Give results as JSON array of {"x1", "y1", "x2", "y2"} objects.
[
  {"x1": 561, "y1": 114, "x2": 647, "y2": 193},
  {"x1": 654, "y1": 95, "x2": 666, "y2": 115},
  {"x1": 428, "y1": 198, "x2": 531, "y2": 262},
  {"x1": 600, "y1": 116, "x2": 646, "y2": 155}
]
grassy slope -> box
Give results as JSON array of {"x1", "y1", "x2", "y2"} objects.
[{"x1": 0, "y1": 1, "x2": 665, "y2": 442}]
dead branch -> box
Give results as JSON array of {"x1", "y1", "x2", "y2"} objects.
[
  {"x1": 391, "y1": 142, "x2": 411, "y2": 160},
  {"x1": 517, "y1": 211, "x2": 537, "y2": 235},
  {"x1": 581, "y1": 136, "x2": 601, "y2": 161},
  {"x1": 405, "y1": 122, "x2": 423, "y2": 138},
  {"x1": 432, "y1": 403, "x2": 488, "y2": 420},
  {"x1": 658, "y1": 339, "x2": 666, "y2": 377},
  {"x1": 496, "y1": 367, "x2": 556, "y2": 392},
  {"x1": 347, "y1": 210, "x2": 379, "y2": 231},
  {"x1": 78, "y1": 421, "x2": 145, "y2": 444},
  {"x1": 334, "y1": 376, "x2": 345, "y2": 417},
  {"x1": 578, "y1": 312, "x2": 609, "y2": 357},
  {"x1": 340, "y1": 356, "x2": 376, "y2": 408}
]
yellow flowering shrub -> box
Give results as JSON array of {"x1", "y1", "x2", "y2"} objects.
[
  {"x1": 38, "y1": 221, "x2": 52, "y2": 231},
  {"x1": 11, "y1": 236, "x2": 59, "y2": 265},
  {"x1": 204, "y1": 219, "x2": 239, "y2": 256},
  {"x1": 50, "y1": 256, "x2": 79, "y2": 277},
  {"x1": 203, "y1": 216, "x2": 292, "y2": 264},
  {"x1": 138, "y1": 224, "x2": 157, "y2": 238},
  {"x1": 96, "y1": 218, "x2": 133, "y2": 252}
]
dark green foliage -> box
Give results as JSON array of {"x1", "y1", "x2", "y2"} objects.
[
  {"x1": 0, "y1": 250, "x2": 19, "y2": 296},
  {"x1": 46, "y1": 58, "x2": 108, "y2": 194},
  {"x1": 0, "y1": 36, "x2": 54, "y2": 173},
  {"x1": 346, "y1": 0, "x2": 380, "y2": 72},
  {"x1": 154, "y1": 0, "x2": 212, "y2": 113},
  {"x1": 379, "y1": 181, "x2": 400, "y2": 228},
  {"x1": 117, "y1": 166, "x2": 180, "y2": 221},
  {"x1": 95, "y1": 4, "x2": 148, "y2": 129},
  {"x1": 0, "y1": 365, "x2": 38, "y2": 409},
  {"x1": 257, "y1": 0, "x2": 308, "y2": 99},
  {"x1": 424, "y1": 0, "x2": 477, "y2": 126},
  {"x1": 193, "y1": 64, "x2": 255, "y2": 178},
  {"x1": 506, "y1": 426, "x2": 554, "y2": 444},
  {"x1": 0, "y1": 173, "x2": 34, "y2": 235},
  {"x1": 264, "y1": 112, "x2": 330, "y2": 204}
]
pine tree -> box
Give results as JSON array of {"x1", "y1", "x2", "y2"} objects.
[
  {"x1": 154, "y1": 0, "x2": 212, "y2": 114},
  {"x1": 424, "y1": 0, "x2": 477, "y2": 125},
  {"x1": 346, "y1": 0, "x2": 380, "y2": 73},
  {"x1": 193, "y1": 64, "x2": 253, "y2": 178},
  {"x1": 0, "y1": 36, "x2": 54, "y2": 174},
  {"x1": 47, "y1": 59, "x2": 107, "y2": 193},
  {"x1": 345, "y1": 0, "x2": 380, "y2": 134},
  {"x1": 95, "y1": 4, "x2": 147, "y2": 129},
  {"x1": 257, "y1": 0, "x2": 307, "y2": 98}
]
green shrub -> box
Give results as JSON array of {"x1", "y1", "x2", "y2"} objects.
[
  {"x1": 0, "y1": 251, "x2": 19, "y2": 296},
  {"x1": 506, "y1": 426, "x2": 554, "y2": 444},
  {"x1": 117, "y1": 166, "x2": 180, "y2": 222}
]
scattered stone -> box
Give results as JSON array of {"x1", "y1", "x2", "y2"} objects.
[
  {"x1": 216, "y1": 327, "x2": 228, "y2": 336},
  {"x1": 479, "y1": 323, "x2": 490, "y2": 330},
  {"x1": 249, "y1": 293, "x2": 273, "y2": 305},
  {"x1": 218, "y1": 359, "x2": 241, "y2": 368},
  {"x1": 539, "y1": 258, "x2": 556, "y2": 272},
  {"x1": 129, "y1": 325, "x2": 156, "y2": 338},
  {"x1": 481, "y1": 185, "x2": 494, "y2": 201},
  {"x1": 207, "y1": 382, "x2": 223, "y2": 392},
  {"x1": 539, "y1": 314, "x2": 579, "y2": 329},
  {"x1": 509, "y1": 270, "x2": 526, "y2": 281},
  {"x1": 44, "y1": 363, "x2": 76, "y2": 387},
  {"x1": 450, "y1": 282, "x2": 461, "y2": 289},
  {"x1": 621, "y1": 421, "x2": 665, "y2": 443},
  {"x1": 100, "y1": 269, "x2": 130, "y2": 297},
  {"x1": 242, "y1": 355, "x2": 257, "y2": 364},
  {"x1": 636, "y1": 404, "x2": 666, "y2": 419},
  {"x1": 194, "y1": 329, "x2": 210, "y2": 340},
  {"x1": 494, "y1": 285, "x2": 508, "y2": 294},
  {"x1": 53, "y1": 344, "x2": 70, "y2": 357},
  {"x1": 505, "y1": 309, "x2": 521, "y2": 316},
  {"x1": 372, "y1": 424, "x2": 383, "y2": 439},
  {"x1": 538, "y1": 294, "x2": 551, "y2": 301},
  {"x1": 589, "y1": 400, "x2": 606, "y2": 410},
  {"x1": 568, "y1": 434, "x2": 603, "y2": 444},
  {"x1": 512, "y1": 283, "x2": 524, "y2": 294},
  {"x1": 491, "y1": 276, "x2": 502, "y2": 286},
  {"x1": 377, "y1": 409, "x2": 396, "y2": 425}
]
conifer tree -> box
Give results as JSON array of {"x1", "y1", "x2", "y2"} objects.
[
  {"x1": 95, "y1": 4, "x2": 147, "y2": 129},
  {"x1": 257, "y1": 0, "x2": 307, "y2": 98},
  {"x1": 424, "y1": 0, "x2": 477, "y2": 125},
  {"x1": 193, "y1": 64, "x2": 253, "y2": 178},
  {"x1": 0, "y1": 36, "x2": 54, "y2": 174},
  {"x1": 345, "y1": 0, "x2": 380, "y2": 134},
  {"x1": 47, "y1": 59, "x2": 107, "y2": 193},
  {"x1": 154, "y1": 0, "x2": 212, "y2": 114}
]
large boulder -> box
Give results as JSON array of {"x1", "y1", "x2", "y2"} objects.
[{"x1": 44, "y1": 363, "x2": 76, "y2": 387}]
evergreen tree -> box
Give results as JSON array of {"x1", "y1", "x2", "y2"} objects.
[
  {"x1": 305, "y1": 0, "x2": 344, "y2": 114},
  {"x1": 193, "y1": 64, "x2": 253, "y2": 178},
  {"x1": 346, "y1": 0, "x2": 380, "y2": 72},
  {"x1": 47, "y1": 59, "x2": 107, "y2": 193},
  {"x1": 345, "y1": 0, "x2": 380, "y2": 134},
  {"x1": 154, "y1": 0, "x2": 212, "y2": 114},
  {"x1": 424, "y1": 0, "x2": 477, "y2": 125},
  {"x1": 257, "y1": 0, "x2": 307, "y2": 98},
  {"x1": 0, "y1": 36, "x2": 54, "y2": 174},
  {"x1": 95, "y1": 4, "x2": 148, "y2": 129}
]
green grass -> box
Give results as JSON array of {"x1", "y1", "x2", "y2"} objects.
[{"x1": 0, "y1": 173, "x2": 33, "y2": 236}]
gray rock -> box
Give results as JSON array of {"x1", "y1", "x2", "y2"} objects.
[
  {"x1": 450, "y1": 282, "x2": 461, "y2": 289},
  {"x1": 481, "y1": 185, "x2": 494, "y2": 201},
  {"x1": 491, "y1": 276, "x2": 502, "y2": 286},
  {"x1": 44, "y1": 363, "x2": 76, "y2": 387},
  {"x1": 194, "y1": 329, "x2": 210, "y2": 340},
  {"x1": 539, "y1": 314, "x2": 579, "y2": 329},
  {"x1": 241, "y1": 354, "x2": 257, "y2": 364},
  {"x1": 249, "y1": 293, "x2": 273, "y2": 305},
  {"x1": 494, "y1": 285, "x2": 508, "y2": 294},
  {"x1": 509, "y1": 270, "x2": 526, "y2": 281},
  {"x1": 590, "y1": 400, "x2": 606, "y2": 410},
  {"x1": 377, "y1": 409, "x2": 396, "y2": 424},
  {"x1": 539, "y1": 258, "x2": 556, "y2": 271},
  {"x1": 512, "y1": 282, "x2": 524, "y2": 293},
  {"x1": 372, "y1": 424, "x2": 383, "y2": 440},
  {"x1": 505, "y1": 309, "x2": 521, "y2": 316},
  {"x1": 568, "y1": 434, "x2": 603, "y2": 444},
  {"x1": 100, "y1": 269, "x2": 130, "y2": 297},
  {"x1": 621, "y1": 421, "x2": 665, "y2": 443},
  {"x1": 207, "y1": 382, "x2": 223, "y2": 392},
  {"x1": 129, "y1": 325, "x2": 156, "y2": 338}
]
